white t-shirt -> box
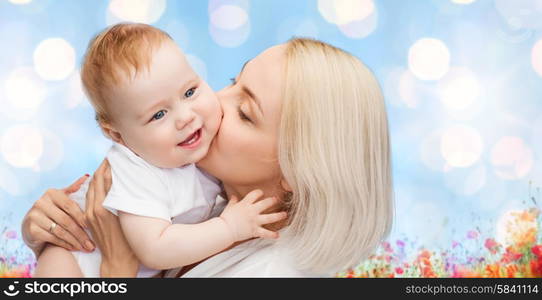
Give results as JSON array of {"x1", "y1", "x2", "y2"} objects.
[
  {"x1": 70, "y1": 142, "x2": 222, "y2": 277},
  {"x1": 166, "y1": 231, "x2": 330, "y2": 278},
  {"x1": 103, "y1": 143, "x2": 222, "y2": 223}
]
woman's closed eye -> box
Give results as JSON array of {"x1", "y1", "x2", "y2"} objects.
[
  {"x1": 150, "y1": 110, "x2": 167, "y2": 122},
  {"x1": 237, "y1": 105, "x2": 252, "y2": 123}
]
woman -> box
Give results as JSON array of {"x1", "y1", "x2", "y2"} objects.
[{"x1": 22, "y1": 38, "x2": 394, "y2": 276}]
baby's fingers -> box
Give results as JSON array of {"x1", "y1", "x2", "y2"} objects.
[
  {"x1": 254, "y1": 196, "x2": 279, "y2": 212},
  {"x1": 240, "y1": 189, "x2": 264, "y2": 204},
  {"x1": 256, "y1": 228, "x2": 280, "y2": 239},
  {"x1": 258, "y1": 212, "x2": 287, "y2": 226}
]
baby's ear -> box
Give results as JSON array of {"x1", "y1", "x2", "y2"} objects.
[{"x1": 100, "y1": 122, "x2": 123, "y2": 143}]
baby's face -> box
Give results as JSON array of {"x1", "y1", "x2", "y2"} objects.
[{"x1": 106, "y1": 40, "x2": 222, "y2": 168}]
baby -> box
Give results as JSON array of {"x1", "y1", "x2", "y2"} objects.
[{"x1": 69, "y1": 23, "x2": 286, "y2": 277}]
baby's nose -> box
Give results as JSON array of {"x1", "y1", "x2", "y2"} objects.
[{"x1": 175, "y1": 113, "x2": 196, "y2": 131}]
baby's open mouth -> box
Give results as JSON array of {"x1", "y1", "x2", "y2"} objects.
[{"x1": 179, "y1": 128, "x2": 202, "y2": 147}]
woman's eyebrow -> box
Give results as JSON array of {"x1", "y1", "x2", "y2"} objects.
[
  {"x1": 239, "y1": 59, "x2": 252, "y2": 76},
  {"x1": 241, "y1": 85, "x2": 263, "y2": 116},
  {"x1": 237, "y1": 59, "x2": 264, "y2": 116}
]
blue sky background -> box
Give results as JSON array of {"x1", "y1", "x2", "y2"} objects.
[{"x1": 0, "y1": 0, "x2": 541, "y2": 260}]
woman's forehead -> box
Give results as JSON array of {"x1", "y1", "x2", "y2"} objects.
[{"x1": 243, "y1": 44, "x2": 286, "y2": 117}]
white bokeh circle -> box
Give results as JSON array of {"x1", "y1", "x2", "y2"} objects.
[
  {"x1": 318, "y1": 0, "x2": 375, "y2": 25},
  {"x1": 8, "y1": 0, "x2": 32, "y2": 4},
  {"x1": 531, "y1": 39, "x2": 542, "y2": 77},
  {"x1": 4, "y1": 67, "x2": 47, "y2": 112},
  {"x1": 451, "y1": 0, "x2": 476, "y2": 4},
  {"x1": 1, "y1": 125, "x2": 43, "y2": 168},
  {"x1": 209, "y1": 4, "x2": 251, "y2": 48},
  {"x1": 210, "y1": 5, "x2": 248, "y2": 30},
  {"x1": 438, "y1": 67, "x2": 480, "y2": 110},
  {"x1": 33, "y1": 38, "x2": 76, "y2": 81},
  {"x1": 440, "y1": 125, "x2": 483, "y2": 168},
  {"x1": 408, "y1": 38, "x2": 451, "y2": 81},
  {"x1": 107, "y1": 0, "x2": 166, "y2": 24},
  {"x1": 34, "y1": 129, "x2": 64, "y2": 172},
  {"x1": 490, "y1": 136, "x2": 533, "y2": 180}
]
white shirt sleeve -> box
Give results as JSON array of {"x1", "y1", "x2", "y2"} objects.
[{"x1": 102, "y1": 143, "x2": 172, "y2": 222}]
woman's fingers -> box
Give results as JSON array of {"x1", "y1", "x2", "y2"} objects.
[
  {"x1": 92, "y1": 160, "x2": 109, "y2": 205},
  {"x1": 258, "y1": 211, "x2": 287, "y2": 225},
  {"x1": 85, "y1": 173, "x2": 96, "y2": 215},
  {"x1": 62, "y1": 174, "x2": 89, "y2": 195},
  {"x1": 36, "y1": 205, "x2": 94, "y2": 252},
  {"x1": 32, "y1": 225, "x2": 76, "y2": 251},
  {"x1": 48, "y1": 189, "x2": 88, "y2": 229}
]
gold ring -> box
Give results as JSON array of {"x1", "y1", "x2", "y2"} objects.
[{"x1": 49, "y1": 222, "x2": 57, "y2": 233}]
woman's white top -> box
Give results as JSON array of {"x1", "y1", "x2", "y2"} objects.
[
  {"x1": 168, "y1": 234, "x2": 328, "y2": 278},
  {"x1": 69, "y1": 142, "x2": 222, "y2": 277}
]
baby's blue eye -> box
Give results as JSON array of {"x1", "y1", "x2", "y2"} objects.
[
  {"x1": 151, "y1": 110, "x2": 166, "y2": 121},
  {"x1": 184, "y1": 87, "x2": 196, "y2": 98}
]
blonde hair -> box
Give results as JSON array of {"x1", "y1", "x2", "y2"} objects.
[
  {"x1": 278, "y1": 38, "x2": 394, "y2": 274},
  {"x1": 81, "y1": 23, "x2": 172, "y2": 124}
]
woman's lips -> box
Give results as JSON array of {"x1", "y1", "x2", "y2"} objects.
[{"x1": 178, "y1": 128, "x2": 202, "y2": 149}]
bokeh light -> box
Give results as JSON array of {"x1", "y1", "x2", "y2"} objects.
[
  {"x1": 64, "y1": 70, "x2": 88, "y2": 109},
  {"x1": 4, "y1": 67, "x2": 46, "y2": 113},
  {"x1": 451, "y1": 0, "x2": 476, "y2": 4},
  {"x1": 107, "y1": 0, "x2": 166, "y2": 24},
  {"x1": 490, "y1": 136, "x2": 534, "y2": 180},
  {"x1": 210, "y1": 5, "x2": 248, "y2": 30},
  {"x1": 495, "y1": 0, "x2": 542, "y2": 30},
  {"x1": 318, "y1": 0, "x2": 377, "y2": 38},
  {"x1": 420, "y1": 129, "x2": 449, "y2": 172},
  {"x1": 337, "y1": 9, "x2": 377, "y2": 39},
  {"x1": 276, "y1": 17, "x2": 319, "y2": 42},
  {"x1": 34, "y1": 129, "x2": 64, "y2": 172},
  {"x1": 440, "y1": 125, "x2": 483, "y2": 168},
  {"x1": 398, "y1": 69, "x2": 422, "y2": 108},
  {"x1": 438, "y1": 67, "x2": 480, "y2": 111},
  {"x1": 8, "y1": 0, "x2": 32, "y2": 4},
  {"x1": 318, "y1": 0, "x2": 374, "y2": 25},
  {"x1": 408, "y1": 38, "x2": 450, "y2": 81},
  {"x1": 208, "y1": 1, "x2": 250, "y2": 48},
  {"x1": 444, "y1": 164, "x2": 486, "y2": 196},
  {"x1": 33, "y1": 38, "x2": 76, "y2": 81},
  {"x1": 1, "y1": 125, "x2": 43, "y2": 168},
  {"x1": 532, "y1": 39, "x2": 542, "y2": 78},
  {"x1": 0, "y1": 165, "x2": 22, "y2": 196}
]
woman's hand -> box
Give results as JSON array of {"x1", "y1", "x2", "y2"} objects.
[
  {"x1": 86, "y1": 160, "x2": 139, "y2": 277},
  {"x1": 21, "y1": 175, "x2": 95, "y2": 257}
]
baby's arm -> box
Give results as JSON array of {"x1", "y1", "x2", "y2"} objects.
[{"x1": 119, "y1": 190, "x2": 287, "y2": 270}]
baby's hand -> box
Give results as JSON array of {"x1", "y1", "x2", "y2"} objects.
[{"x1": 219, "y1": 189, "x2": 287, "y2": 242}]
